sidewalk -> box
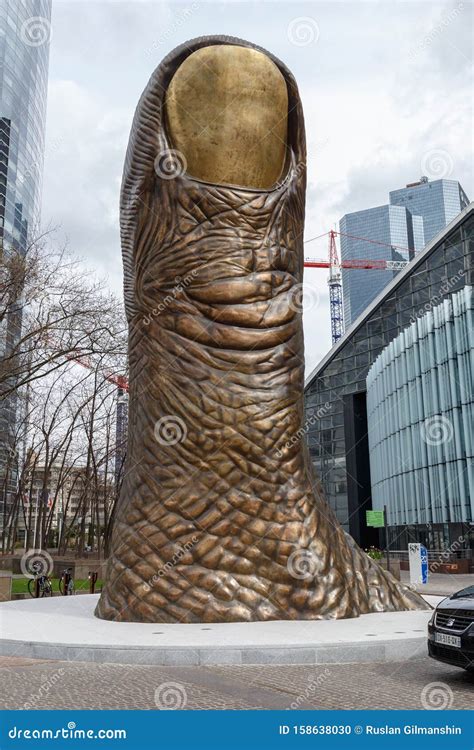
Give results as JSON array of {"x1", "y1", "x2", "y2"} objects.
[{"x1": 400, "y1": 571, "x2": 473, "y2": 597}]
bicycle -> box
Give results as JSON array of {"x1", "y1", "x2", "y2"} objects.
[
  {"x1": 27, "y1": 573, "x2": 53, "y2": 598},
  {"x1": 58, "y1": 567, "x2": 75, "y2": 595}
]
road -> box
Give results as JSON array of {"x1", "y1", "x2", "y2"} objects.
[
  {"x1": 399, "y1": 572, "x2": 473, "y2": 597},
  {"x1": 0, "y1": 655, "x2": 471, "y2": 710}
]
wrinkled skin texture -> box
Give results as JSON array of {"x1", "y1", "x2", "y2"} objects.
[{"x1": 96, "y1": 36, "x2": 428, "y2": 623}]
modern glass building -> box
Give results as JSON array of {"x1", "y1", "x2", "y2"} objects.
[
  {"x1": 390, "y1": 177, "x2": 470, "y2": 248},
  {"x1": 340, "y1": 204, "x2": 424, "y2": 325},
  {"x1": 304, "y1": 202, "x2": 474, "y2": 552},
  {"x1": 367, "y1": 286, "x2": 473, "y2": 546},
  {"x1": 340, "y1": 177, "x2": 469, "y2": 327},
  {"x1": 0, "y1": 0, "x2": 51, "y2": 258},
  {"x1": 0, "y1": 1, "x2": 52, "y2": 495}
]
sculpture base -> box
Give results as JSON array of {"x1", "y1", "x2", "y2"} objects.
[{"x1": 0, "y1": 594, "x2": 438, "y2": 666}]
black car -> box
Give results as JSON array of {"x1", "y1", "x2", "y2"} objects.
[{"x1": 428, "y1": 585, "x2": 474, "y2": 671}]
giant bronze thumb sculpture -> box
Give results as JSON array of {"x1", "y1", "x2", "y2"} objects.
[{"x1": 96, "y1": 36, "x2": 427, "y2": 623}]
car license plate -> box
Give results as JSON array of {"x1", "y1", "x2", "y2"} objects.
[{"x1": 435, "y1": 632, "x2": 461, "y2": 648}]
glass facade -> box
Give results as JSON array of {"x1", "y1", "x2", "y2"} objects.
[
  {"x1": 0, "y1": 0, "x2": 51, "y2": 260},
  {"x1": 0, "y1": 1, "x2": 52, "y2": 488},
  {"x1": 390, "y1": 178, "x2": 470, "y2": 248},
  {"x1": 367, "y1": 286, "x2": 473, "y2": 530},
  {"x1": 304, "y1": 204, "x2": 474, "y2": 548},
  {"x1": 340, "y1": 204, "x2": 424, "y2": 326}
]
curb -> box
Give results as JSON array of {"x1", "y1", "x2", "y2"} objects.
[{"x1": 0, "y1": 636, "x2": 428, "y2": 666}]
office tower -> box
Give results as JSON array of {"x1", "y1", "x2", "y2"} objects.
[
  {"x1": 340, "y1": 176, "x2": 469, "y2": 327},
  {"x1": 0, "y1": 1, "x2": 52, "y2": 508},
  {"x1": 340, "y1": 204, "x2": 424, "y2": 326},
  {"x1": 390, "y1": 177, "x2": 470, "y2": 245}
]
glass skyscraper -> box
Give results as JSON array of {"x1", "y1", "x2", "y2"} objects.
[
  {"x1": 0, "y1": 1, "x2": 52, "y2": 499},
  {"x1": 340, "y1": 177, "x2": 469, "y2": 327},
  {"x1": 340, "y1": 204, "x2": 425, "y2": 326},
  {"x1": 0, "y1": 0, "x2": 51, "y2": 259},
  {"x1": 389, "y1": 177, "x2": 470, "y2": 246}
]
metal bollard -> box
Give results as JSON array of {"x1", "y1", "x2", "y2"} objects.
[
  {"x1": 62, "y1": 570, "x2": 71, "y2": 596},
  {"x1": 88, "y1": 571, "x2": 98, "y2": 594}
]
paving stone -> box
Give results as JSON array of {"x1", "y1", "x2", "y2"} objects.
[{"x1": 0, "y1": 656, "x2": 472, "y2": 710}]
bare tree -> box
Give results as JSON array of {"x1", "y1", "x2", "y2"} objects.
[
  {"x1": 2, "y1": 358, "x2": 126, "y2": 555},
  {"x1": 0, "y1": 228, "x2": 128, "y2": 556},
  {"x1": 0, "y1": 229, "x2": 126, "y2": 400}
]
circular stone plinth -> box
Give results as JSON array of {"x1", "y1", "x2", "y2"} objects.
[{"x1": 0, "y1": 594, "x2": 438, "y2": 666}]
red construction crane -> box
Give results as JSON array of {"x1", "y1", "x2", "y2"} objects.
[
  {"x1": 63, "y1": 352, "x2": 128, "y2": 485},
  {"x1": 304, "y1": 257, "x2": 409, "y2": 270},
  {"x1": 67, "y1": 352, "x2": 128, "y2": 392},
  {"x1": 303, "y1": 230, "x2": 411, "y2": 344},
  {"x1": 327, "y1": 230, "x2": 344, "y2": 343},
  {"x1": 303, "y1": 230, "x2": 410, "y2": 271}
]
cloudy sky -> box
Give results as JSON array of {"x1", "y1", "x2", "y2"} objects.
[{"x1": 41, "y1": 0, "x2": 473, "y2": 373}]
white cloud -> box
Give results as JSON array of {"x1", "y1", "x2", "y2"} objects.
[
  {"x1": 41, "y1": 0, "x2": 473, "y2": 374},
  {"x1": 42, "y1": 79, "x2": 130, "y2": 291}
]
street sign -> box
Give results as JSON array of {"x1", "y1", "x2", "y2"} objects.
[
  {"x1": 408, "y1": 543, "x2": 429, "y2": 585},
  {"x1": 366, "y1": 510, "x2": 385, "y2": 528}
]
